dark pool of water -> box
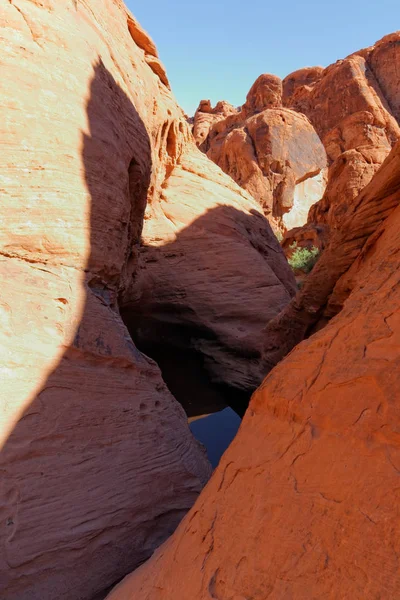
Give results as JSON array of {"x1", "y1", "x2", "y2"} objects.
[{"x1": 190, "y1": 407, "x2": 241, "y2": 468}]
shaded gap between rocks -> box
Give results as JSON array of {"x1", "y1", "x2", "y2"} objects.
[
  {"x1": 119, "y1": 309, "x2": 246, "y2": 467},
  {"x1": 119, "y1": 309, "x2": 250, "y2": 419}
]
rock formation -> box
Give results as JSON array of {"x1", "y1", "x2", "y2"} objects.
[
  {"x1": 283, "y1": 32, "x2": 400, "y2": 251},
  {"x1": 106, "y1": 138, "x2": 400, "y2": 600},
  {"x1": 195, "y1": 34, "x2": 400, "y2": 247},
  {"x1": 0, "y1": 1, "x2": 295, "y2": 599},
  {"x1": 193, "y1": 74, "x2": 328, "y2": 231},
  {"x1": 193, "y1": 99, "x2": 238, "y2": 149},
  {"x1": 123, "y1": 148, "x2": 297, "y2": 415}
]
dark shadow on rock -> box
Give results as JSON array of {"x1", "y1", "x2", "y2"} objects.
[{"x1": 121, "y1": 204, "x2": 296, "y2": 419}]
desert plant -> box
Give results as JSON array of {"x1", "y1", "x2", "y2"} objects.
[{"x1": 288, "y1": 242, "x2": 320, "y2": 274}]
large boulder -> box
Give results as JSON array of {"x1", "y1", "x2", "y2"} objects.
[
  {"x1": 281, "y1": 65, "x2": 324, "y2": 114},
  {"x1": 242, "y1": 73, "x2": 283, "y2": 115},
  {"x1": 0, "y1": 1, "x2": 296, "y2": 599},
  {"x1": 106, "y1": 141, "x2": 400, "y2": 600}
]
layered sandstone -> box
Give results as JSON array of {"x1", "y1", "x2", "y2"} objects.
[
  {"x1": 194, "y1": 74, "x2": 328, "y2": 230},
  {"x1": 0, "y1": 1, "x2": 296, "y2": 599},
  {"x1": 106, "y1": 139, "x2": 400, "y2": 600}
]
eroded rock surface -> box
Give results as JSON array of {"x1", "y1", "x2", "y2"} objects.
[
  {"x1": 106, "y1": 139, "x2": 400, "y2": 600},
  {"x1": 0, "y1": 2, "x2": 296, "y2": 598},
  {"x1": 194, "y1": 75, "x2": 328, "y2": 230},
  {"x1": 0, "y1": 3, "x2": 213, "y2": 600},
  {"x1": 283, "y1": 33, "x2": 400, "y2": 250},
  {"x1": 193, "y1": 99, "x2": 237, "y2": 149},
  {"x1": 195, "y1": 34, "x2": 400, "y2": 245}
]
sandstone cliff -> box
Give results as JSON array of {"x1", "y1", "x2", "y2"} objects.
[{"x1": 0, "y1": 1, "x2": 296, "y2": 599}]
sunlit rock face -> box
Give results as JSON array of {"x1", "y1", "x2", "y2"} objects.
[
  {"x1": 194, "y1": 34, "x2": 400, "y2": 244},
  {"x1": 193, "y1": 99, "x2": 238, "y2": 148},
  {"x1": 193, "y1": 74, "x2": 328, "y2": 232},
  {"x1": 0, "y1": 1, "x2": 296, "y2": 598},
  {"x1": 282, "y1": 32, "x2": 400, "y2": 250}
]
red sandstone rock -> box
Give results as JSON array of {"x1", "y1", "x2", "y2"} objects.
[
  {"x1": 106, "y1": 33, "x2": 400, "y2": 600},
  {"x1": 264, "y1": 140, "x2": 400, "y2": 366},
  {"x1": 282, "y1": 66, "x2": 324, "y2": 113},
  {"x1": 283, "y1": 145, "x2": 391, "y2": 254},
  {"x1": 283, "y1": 35, "x2": 400, "y2": 251},
  {"x1": 106, "y1": 140, "x2": 400, "y2": 600},
  {"x1": 242, "y1": 73, "x2": 283, "y2": 115},
  {"x1": 192, "y1": 99, "x2": 237, "y2": 149},
  {"x1": 203, "y1": 98, "x2": 327, "y2": 229},
  {"x1": 0, "y1": 3, "x2": 212, "y2": 599},
  {"x1": 0, "y1": 2, "x2": 296, "y2": 598},
  {"x1": 283, "y1": 54, "x2": 399, "y2": 155},
  {"x1": 309, "y1": 146, "x2": 390, "y2": 227},
  {"x1": 357, "y1": 32, "x2": 400, "y2": 124},
  {"x1": 197, "y1": 34, "x2": 400, "y2": 242}
]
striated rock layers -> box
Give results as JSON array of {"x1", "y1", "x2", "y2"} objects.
[
  {"x1": 283, "y1": 32, "x2": 400, "y2": 251},
  {"x1": 193, "y1": 74, "x2": 328, "y2": 231},
  {"x1": 0, "y1": 1, "x2": 295, "y2": 599},
  {"x1": 106, "y1": 140, "x2": 400, "y2": 600}
]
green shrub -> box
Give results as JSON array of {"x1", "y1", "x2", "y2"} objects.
[
  {"x1": 274, "y1": 229, "x2": 283, "y2": 243},
  {"x1": 288, "y1": 242, "x2": 320, "y2": 274}
]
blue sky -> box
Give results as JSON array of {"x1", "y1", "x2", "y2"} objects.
[{"x1": 127, "y1": 0, "x2": 398, "y2": 116}]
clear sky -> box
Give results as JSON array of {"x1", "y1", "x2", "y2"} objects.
[{"x1": 126, "y1": 0, "x2": 398, "y2": 116}]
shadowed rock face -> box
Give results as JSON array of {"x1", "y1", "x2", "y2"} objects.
[
  {"x1": 0, "y1": 1, "x2": 296, "y2": 598},
  {"x1": 193, "y1": 76, "x2": 328, "y2": 231},
  {"x1": 123, "y1": 195, "x2": 296, "y2": 414},
  {"x1": 242, "y1": 73, "x2": 283, "y2": 114},
  {"x1": 105, "y1": 138, "x2": 400, "y2": 600},
  {"x1": 283, "y1": 32, "x2": 400, "y2": 251}
]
